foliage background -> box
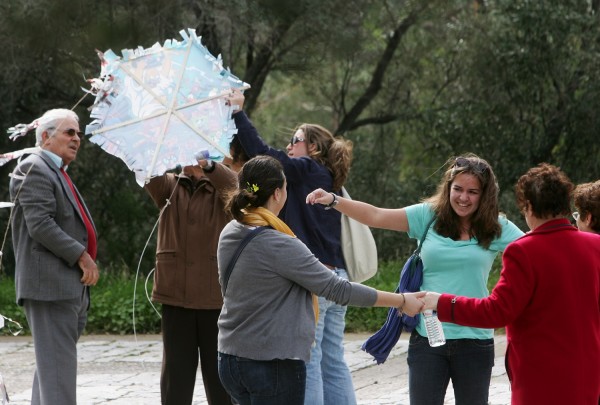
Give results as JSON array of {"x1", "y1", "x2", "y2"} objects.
[
  {"x1": 0, "y1": 0, "x2": 598, "y2": 332},
  {"x1": 0, "y1": 259, "x2": 503, "y2": 335}
]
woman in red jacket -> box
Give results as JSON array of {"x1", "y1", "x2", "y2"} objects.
[
  {"x1": 573, "y1": 179, "x2": 600, "y2": 234},
  {"x1": 423, "y1": 163, "x2": 600, "y2": 405}
]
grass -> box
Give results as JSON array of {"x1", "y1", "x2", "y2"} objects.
[
  {"x1": 0, "y1": 257, "x2": 504, "y2": 335},
  {"x1": 345, "y1": 256, "x2": 504, "y2": 333},
  {"x1": 0, "y1": 271, "x2": 161, "y2": 336}
]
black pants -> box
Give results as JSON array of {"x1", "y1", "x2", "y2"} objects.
[{"x1": 161, "y1": 305, "x2": 231, "y2": 405}]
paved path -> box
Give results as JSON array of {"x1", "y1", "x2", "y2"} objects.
[{"x1": 0, "y1": 333, "x2": 511, "y2": 404}]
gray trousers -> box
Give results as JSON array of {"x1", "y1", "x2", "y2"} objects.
[{"x1": 23, "y1": 288, "x2": 88, "y2": 405}]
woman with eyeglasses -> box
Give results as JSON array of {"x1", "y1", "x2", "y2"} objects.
[
  {"x1": 421, "y1": 164, "x2": 600, "y2": 405},
  {"x1": 573, "y1": 180, "x2": 600, "y2": 234},
  {"x1": 307, "y1": 153, "x2": 524, "y2": 405},
  {"x1": 227, "y1": 90, "x2": 357, "y2": 405},
  {"x1": 217, "y1": 155, "x2": 425, "y2": 405}
]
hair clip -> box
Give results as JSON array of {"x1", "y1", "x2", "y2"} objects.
[{"x1": 246, "y1": 182, "x2": 259, "y2": 193}]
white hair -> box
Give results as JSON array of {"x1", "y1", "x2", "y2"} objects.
[{"x1": 35, "y1": 109, "x2": 79, "y2": 146}]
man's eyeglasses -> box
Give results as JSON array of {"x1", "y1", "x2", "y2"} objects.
[
  {"x1": 63, "y1": 129, "x2": 84, "y2": 137},
  {"x1": 572, "y1": 211, "x2": 580, "y2": 221},
  {"x1": 453, "y1": 157, "x2": 489, "y2": 174},
  {"x1": 290, "y1": 135, "x2": 305, "y2": 146}
]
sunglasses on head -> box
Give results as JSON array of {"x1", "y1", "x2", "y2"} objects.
[
  {"x1": 290, "y1": 135, "x2": 305, "y2": 145},
  {"x1": 453, "y1": 157, "x2": 489, "y2": 174},
  {"x1": 63, "y1": 129, "x2": 84, "y2": 137}
]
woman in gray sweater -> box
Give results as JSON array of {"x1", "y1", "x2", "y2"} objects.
[{"x1": 217, "y1": 155, "x2": 424, "y2": 405}]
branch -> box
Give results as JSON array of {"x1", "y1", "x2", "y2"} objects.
[
  {"x1": 336, "y1": 5, "x2": 428, "y2": 134},
  {"x1": 343, "y1": 114, "x2": 403, "y2": 132},
  {"x1": 242, "y1": 22, "x2": 293, "y2": 115}
]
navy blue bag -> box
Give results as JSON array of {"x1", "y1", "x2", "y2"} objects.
[{"x1": 361, "y1": 217, "x2": 435, "y2": 364}]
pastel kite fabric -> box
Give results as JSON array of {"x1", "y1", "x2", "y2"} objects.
[
  {"x1": 85, "y1": 28, "x2": 249, "y2": 186},
  {"x1": 0, "y1": 147, "x2": 39, "y2": 167}
]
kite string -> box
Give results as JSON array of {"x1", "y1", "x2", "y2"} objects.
[
  {"x1": 0, "y1": 113, "x2": 91, "y2": 341},
  {"x1": 132, "y1": 174, "x2": 181, "y2": 344},
  {"x1": 0, "y1": 153, "x2": 37, "y2": 276},
  {"x1": 0, "y1": 313, "x2": 24, "y2": 336},
  {"x1": 71, "y1": 91, "x2": 90, "y2": 112},
  {"x1": 0, "y1": 99, "x2": 89, "y2": 275},
  {"x1": 0, "y1": 97, "x2": 179, "y2": 342}
]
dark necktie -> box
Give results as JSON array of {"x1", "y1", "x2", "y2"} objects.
[{"x1": 60, "y1": 168, "x2": 97, "y2": 260}]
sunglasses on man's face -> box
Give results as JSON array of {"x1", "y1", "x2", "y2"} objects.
[
  {"x1": 63, "y1": 129, "x2": 84, "y2": 137},
  {"x1": 290, "y1": 135, "x2": 305, "y2": 145}
]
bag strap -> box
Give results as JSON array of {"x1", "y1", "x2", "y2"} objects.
[
  {"x1": 222, "y1": 226, "x2": 269, "y2": 295},
  {"x1": 413, "y1": 216, "x2": 436, "y2": 255}
]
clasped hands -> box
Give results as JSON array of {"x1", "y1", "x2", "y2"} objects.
[
  {"x1": 401, "y1": 291, "x2": 443, "y2": 316},
  {"x1": 305, "y1": 188, "x2": 446, "y2": 316}
]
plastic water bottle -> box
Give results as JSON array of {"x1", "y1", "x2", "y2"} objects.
[
  {"x1": 194, "y1": 149, "x2": 211, "y2": 160},
  {"x1": 423, "y1": 310, "x2": 446, "y2": 347}
]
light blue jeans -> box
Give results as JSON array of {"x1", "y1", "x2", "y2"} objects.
[{"x1": 304, "y1": 268, "x2": 357, "y2": 405}]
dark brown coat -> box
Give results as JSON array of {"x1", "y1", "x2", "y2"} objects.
[{"x1": 145, "y1": 164, "x2": 237, "y2": 309}]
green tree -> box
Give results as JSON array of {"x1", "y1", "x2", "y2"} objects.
[
  {"x1": 1, "y1": 0, "x2": 599, "y2": 272},
  {"x1": 423, "y1": 0, "x2": 600, "y2": 189}
]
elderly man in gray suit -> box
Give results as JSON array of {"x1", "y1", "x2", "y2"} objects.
[{"x1": 9, "y1": 108, "x2": 99, "y2": 405}]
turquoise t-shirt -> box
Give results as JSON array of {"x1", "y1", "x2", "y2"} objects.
[{"x1": 405, "y1": 203, "x2": 524, "y2": 340}]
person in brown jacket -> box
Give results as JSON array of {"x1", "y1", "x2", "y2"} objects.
[{"x1": 145, "y1": 157, "x2": 237, "y2": 405}]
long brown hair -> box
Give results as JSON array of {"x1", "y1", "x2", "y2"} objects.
[
  {"x1": 296, "y1": 123, "x2": 353, "y2": 191},
  {"x1": 426, "y1": 153, "x2": 501, "y2": 249}
]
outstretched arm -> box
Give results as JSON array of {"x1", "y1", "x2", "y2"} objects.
[
  {"x1": 306, "y1": 188, "x2": 409, "y2": 232},
  {"x1": 375, "y1": 291, "x2": 426, "y2": 316}
]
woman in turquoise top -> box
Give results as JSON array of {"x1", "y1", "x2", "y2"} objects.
[{"x1": 307, "y1": 154, "x2": 524, "y2": 405}]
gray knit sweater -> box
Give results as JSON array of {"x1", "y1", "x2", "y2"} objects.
[{"x1": 217, "y1": 220, "x2": 378, "y2": 362}]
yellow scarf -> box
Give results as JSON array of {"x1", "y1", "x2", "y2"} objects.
[{"x1": 242, "y1": 207, "x2": 319, "y2": 323}]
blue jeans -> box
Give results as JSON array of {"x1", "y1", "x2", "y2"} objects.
[
  {"x1": 304, "y1": 269, "x2": 356, "y2": 405},
  {"x1": 218, "y1": 352, "x2": 306, "y2": 405},
  {"x1": 407, "y1": 330, "x2": 494, "y2": 405}
]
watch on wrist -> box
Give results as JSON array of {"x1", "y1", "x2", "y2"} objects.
[{"x1": 324, "y1": 192, "x2": 338, "y2": 210}]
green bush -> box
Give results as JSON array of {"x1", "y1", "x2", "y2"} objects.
[
  {"x1": 86, "y1": 269, "x2": 162, "y2": 334},
  {"x1": 0, "y1": 276, "x2": 26, "y2": 335},
  {"x1": 0, "y1": 256, "x2": 505, "y2": 335},
  {"x1": 345, "y1": 256, "x2": 504, "y2": 333},
  {"x1": 0, "y1": 268, "x2": 161, "y2": 336},
  {"x1": 345, "y1": 261, "x2": 401, "y2": 332}
]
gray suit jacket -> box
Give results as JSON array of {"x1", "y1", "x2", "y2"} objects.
[{"x1": 9, "y1": 151, "x2": 96, "y2": 305}]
